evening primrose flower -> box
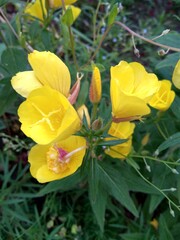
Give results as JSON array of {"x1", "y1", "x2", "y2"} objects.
[
  {"x1": 11, "y1": 50, "x2": 71, "y2": 98},
  {"x1": 105, "y1": 122, "x2": 135, "y2": 159},
  {"x1": 172, "y1": 59, "x2": 180, "y2": 89},
  {"x1": 28, "y1": 135, "x2": 86, "y2": 183},
  {"x1": 18, "y1": 86, "x2": 81, "y2": 145},
  {"x1": 149, "y1": 80, "x2": 175, "y2": 111},
  {"x1": 24, "y1": 0, "x2": 47, "y2": 21},
  {"x1": 89, "y1": 66, "x2": 102, "y2": 104},
  {"x1": 110, "y1": 61, "x2": 160, "y2": 122},
  {"x1": 66, "y1": 5, "x2": 81, "y2": 22}
]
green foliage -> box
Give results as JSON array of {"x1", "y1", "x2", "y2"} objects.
[{"x1": 0, "y1": 0, "x2": 180, "y2": 239}]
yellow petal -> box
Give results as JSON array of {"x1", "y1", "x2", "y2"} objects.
[
  {"x1": 111, "y1": 78, "x2": 151, "y2": 119},
  {"x1": 28, "y1": 50, "x2": 71, "y2": 97},
  {"x1": 172, "y1": 59, "x2": 180, "y2": 89},
  {"x1": 49, "y1": 0, "x2": 77, "y2": 8},
  {"x1": 66, "y1": 5, "x2": 81, "y2": 22},
  {"x1": 130, "y1": 62, "x2": 159, "y2": 101},
  {"x1": 77, "y1": 104, "x2": 91, "y2": 127},
  {"x1": 89, "y1": 66, "x2": 102, "y2": 103},
  {"x1": 111, "y1": 61, "x2": 134, "y2": 94},
  {"x1": 11, "y1": 71, "x2": 42, "y2": 98},
  {"x1": 28, "y1": 135, "x2": 86, "y2": 183},
  {"x1": 149, "y1": 80, "x2": 175, "y2": 111},
  {"x1": 105, "y1": 138, "x2": 133, "y2": 159},
  {"x1": 24, "y1": 0, "x2": 47, "y2": 21},
  {"x1": 105, "y1": 122, "x2": 135, "y2": 159},
  {"x1": 18, "y1": 86, "x2": 81, "y2": 145}
]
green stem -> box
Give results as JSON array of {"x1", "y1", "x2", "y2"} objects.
[
  {"x1": 90, "y1": 24, "x2": 112, "y2": 62},
  {"x1": 91, "y1": 103, "x2": 98, "y2": 123},
  {"x1": 68, "y1": 25, "x2": 79, "y2": 71},
  {"x1": 155, "y1": 122, "x2": 167, "y2": 140},
  {"x1": 115, "y1": 21, "x2": 180, "y2": 52},
  {"x1": 132, "y1": 154, "x2": 180, "y2": 166},
  {"x1": 131, "y1": 163, "x2": 180, "y2": 212}
]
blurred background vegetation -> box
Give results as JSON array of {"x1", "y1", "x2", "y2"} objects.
[{"x1": 0, "y1": 0, "x2": 180, "y2": 239}]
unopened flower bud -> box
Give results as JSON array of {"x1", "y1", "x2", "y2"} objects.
[
  {"x1": 91, "y1": 118, "x2": 103, "y2": 131},
  {"x1": 89, "y1": 66, "x2": 102, "y2": 104},
  {"x1": 77, "y1": 104, "x2": 91, "y2": 127},
  {"x1": 134, "y1": 48, "x2": 140, "y2": 58},
  {"x1": 141, "y1": 133, "x2": 150, "y2": 146}
]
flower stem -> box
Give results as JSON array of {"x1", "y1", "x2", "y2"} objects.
[
  {"x1": 129, "y1": 158, "x2": 180, "y2": 212},
  {"x1": 115, "y1": 21, "x2": 180, "y2": 52},
  {"x1": 0, "y1": 8, "x2": 33, "y2": 53}
]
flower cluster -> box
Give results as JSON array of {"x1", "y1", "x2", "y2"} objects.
[
  {"x1": 11, "y1": 50, "x2": 176, "y2": 183},
  {"x1": 24, "y1": 0, "x2": 81, "y2": 23}
]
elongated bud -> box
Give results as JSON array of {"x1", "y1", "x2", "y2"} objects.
[
  {"x1": 141, "y1": 133, "x2": 150, "y2": 146},
  {"x1": 91, "y1": 118, "x2": 103, "y2": 130},
  {"x1": 77, "y1": 104, "x2": 91, "y2": 127},
  {"x1": 89, "y1": 66, "x2": 102, "y2": 104},
  {"x1": 68, "y1": 72, "x2": 83, "y2": 105}
]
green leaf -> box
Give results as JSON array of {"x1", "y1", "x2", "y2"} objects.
[
  {"x1": 88, "y1": 159, "x2": 107, "y2": 232},
  {"x1": 61, "y1": 7, "x2": 74, "y2": 27},
  {"x1": 80, "y1": 63, "x2": 105, "y2": 72},
  {"x1": 159, "y1": 215, "x2": 174, "y2": 240},
  {"x1": 120, "y1": 163, "x2": 160, "y2": 194},
  {"x1": 88, "y1": 158, "x2": 99, "y2": 203},
  {"x1": 155, "y1": 52, "x2": 180, "y2": 80},
  {"x1": 154, "y1": 32, "x2": 180, "y2": 49},
  {"x1": 107, "y1": 4, "x2": 118, "y2": 26},
  {"x1": 0, "y1": 47, "x2": 28, "y2": 75},
  {"x1": 76, "y1": 80, "x2": 89, "y2": 108},
  {"x1": 0, "y1": 0, "x2": 10, "y2": 7},
  {"x1": 98, "y1": 138, "x2": 128, "y2": 146},
  {"x1": 0, "y1": 77, "x2": 18, "y2": 116},
  {"x1": 171, "y1": 95, "x2": 180, "y2": 119},
  {"x1": 155, "y1": 132, "x2": 180, "y2": 155},
  {"x1": 37, "y1": 171, "x2": 82, "y2": 196},
  {"x1": 98, "y1": 161, "x2": 138, "y2": 217},
  {"x1": 121, "y1": 233, "x2": 145, "y2": 240}
]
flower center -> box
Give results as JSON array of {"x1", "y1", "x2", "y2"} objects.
[{"x1": 47, "y1": 146, "x2": 70, "y2": 174}]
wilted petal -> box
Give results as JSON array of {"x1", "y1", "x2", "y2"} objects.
[
  {"x1": 28, "y1": 135, "x2": 86, "y2": 183},
  {"x1": 11, "y1": 71, "x2": 42, "y2": 98},
  {"x1": 28, "y1": 50, "x2": 71, "y2": 97}
]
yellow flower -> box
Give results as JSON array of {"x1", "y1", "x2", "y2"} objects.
[
  {"x1": 48, "y1": 0, "x2": 77, "y2": 8},
  {"x1": 11, "y1": 50, "x2": 71, "y2": 98},
  {"x1": 28, "y1": 135, "x2": 86, "y2": 183},
  {"x1": 149, "y1": 80, "x2": 175, "y2": 111},
  {"x1": 18, "y1": 86, "x2": 81, "y2": 145},
  {"x1": 105, "y1": 122, "x2": 135, "y2": 159},
  {"x1": 66, "y1": 5, "x2": 81, "y2": 22},
  {"x1": 172, "y1": 59, "x2": 180, "y2": 89},
  {"x1": 89, "y1": 66, "x2": 102, "y2": 104},
  {"x1": 150, "y1": 218, "x2": 159, "y2": 230},
  {"x1": 24, "y1": 0, "x2": 47, "y2": 21},
  {"x1": 110, "y1": 61, "x2": 159, "y2": 122},
  {"x1": 77, "y1": 105, "x2": 91, "y2": 127}
]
